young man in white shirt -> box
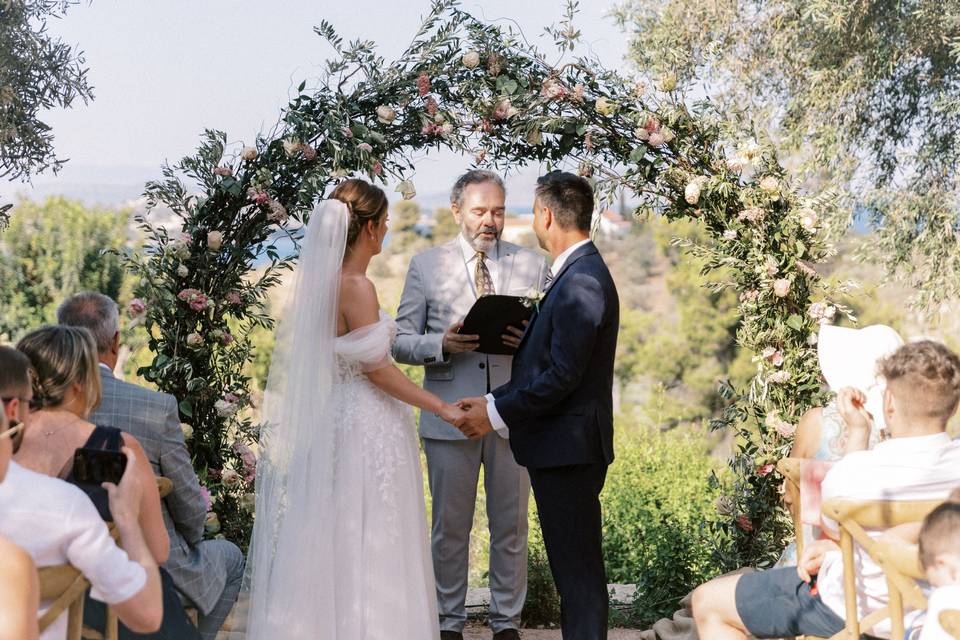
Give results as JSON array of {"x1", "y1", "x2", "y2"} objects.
[
  {"x1": 691, "y1": 340, "x2": 960, "y2": 639},
  {"x1": 916, "y1": 497, "x2": 960, "y2": 640},
  {"x1": 0, "y1": 347, "x2": 163, "y2": 639}
]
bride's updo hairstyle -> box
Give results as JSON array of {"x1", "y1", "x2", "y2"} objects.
[{"x1": 330, "y1": 179, "x2": 388, "y2": 248}]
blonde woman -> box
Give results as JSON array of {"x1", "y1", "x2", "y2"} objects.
[{"x1": 13, "y1": 326, "x2": 169, "y2": 562}]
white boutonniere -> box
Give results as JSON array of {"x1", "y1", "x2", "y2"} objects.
[{"x1": 521, "y1": 287, "x2": 546, "y2": 312}]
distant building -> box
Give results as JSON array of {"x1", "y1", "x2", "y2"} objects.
[{"x1": 598, "y1": 209, "x2": 631, "y2": 237}]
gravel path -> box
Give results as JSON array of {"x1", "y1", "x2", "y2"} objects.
[{"x1": 463, "y1": 623, "x2": 645, "y2": 639}]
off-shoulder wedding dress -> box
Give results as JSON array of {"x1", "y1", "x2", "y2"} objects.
[{"x1": 243, "y1": 201, "x2": 439, "y2": 639}]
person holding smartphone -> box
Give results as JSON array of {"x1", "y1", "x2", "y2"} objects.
[{"x1": 0, "y1": 346, "x2": 163, "y2": 639}]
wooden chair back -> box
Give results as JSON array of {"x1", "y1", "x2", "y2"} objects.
[
  {"x1": 38, "y1": 565, "x2": 89, "y2": 640},
  {"x1": 821, "y1": 497, "x2": 943, "y2": 640},
  {"x1": 941, "y1": 610, "x2": 960, "y2": 639}
]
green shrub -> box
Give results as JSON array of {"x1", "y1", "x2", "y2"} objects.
[
  {"x1": 602, "y1": 421, "x2": 729, "y2": 628},
  {"x1": 522, "y1": 518, "x2": 560, "y2": 627}
]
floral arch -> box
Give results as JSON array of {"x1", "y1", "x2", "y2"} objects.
[{"x1": 125, "y1": 0, "x2": 841, "y2": 565}]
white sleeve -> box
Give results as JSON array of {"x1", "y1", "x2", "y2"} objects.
[
  {"x1": 485, "y1": 393, "x2": 509, "y2": 438},
  {"x1": 63, "y1": 495, "x2": 147, "y2": 604}
]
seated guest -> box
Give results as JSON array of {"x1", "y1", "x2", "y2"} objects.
[
  {"x1": 58, "y1": 292, "x2": 245, "y2": 640},
  {"x1": 692, "y1": 340, "x2": 960, "y2": 640},
  {"x1": 0, "y1": 349, "x2": 163, "y2": 638},
  {"x1": 0, "y1": 533, "x2": 39, "y2": 640},
  {"x1": 12, "y1": 329, "x2": 169, "y2": 563},
  {"x1": 916, "y1": 493, "x2": 960, "y2": 639}
]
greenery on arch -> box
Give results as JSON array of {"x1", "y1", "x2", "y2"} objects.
[{"x1": 124, "y1": 0, "x2": 844, "y2": 567}]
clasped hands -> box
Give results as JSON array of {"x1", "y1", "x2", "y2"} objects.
[{"x1": 437, "y1": 396, "x2": 493, "y2": 439}]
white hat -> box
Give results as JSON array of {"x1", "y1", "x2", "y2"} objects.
[{"x1": 817, "y1": 324, "x2": 905, "y2": 432}]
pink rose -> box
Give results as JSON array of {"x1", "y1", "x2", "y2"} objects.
[
  {"x1": 212, "y1": 166, "x2": 233, "y2": 177},
  {"x1": 417, "y1": 72, "x2": 431, "y2": 96},
  {"x1": 232, "y1": 441, "x2": 257, "y2": 483},
  {"x1": 761, "y1": 347, "x2": 784, "y2": 367},
  {"x1": 492, "y1": 99, "x2": 513, "y2": 121},
  {"x1": 736, "y1": 515, "x2": 754, "y2": 532},
  {"x1": 372, "y1": 162, "x2": 383, "y2": 176},
  {"x1": 541, "y1": 78, "x2": 566, "y2": 100},
  {"x1": 647, "y1": 132, "x2": 665, "y2": 147},
  {"x1": 128, "y1": 298, "x2": 147, "y2": 318},
  {"x1": 221, "y1": 331, "x2": 234, "y2": 346},
  {"x1": 267, "y1": 200, "x2": 288, "y2": 223},
  {"x1": 341, "y1": 126, "x2": 353, "y2": 138},
  {"x1": 177, "y1": 289, "x2": 210, "y2": 312},
  {"x1": 301, "y1": 144, "x2": 317, "y2": 161},
  {"x1": 738, "y1": 207, "x2": 764, "y2": 223},
  {"x1": 757, "y1": 463, "x2": 775, "y2": 477},
  {"x1": 571, "y1": 83, "x2": 585, "y2": 103},
  {"x1": 487, "y1": 53, "x2": 502, "y2": 76},
  {"x1": 643, "y1": 117, "x2": 660, "y2": 134},
  {"x1": 357, "y1": 142, "x2": 373, "y2": 153},
  {"x1": 739, "y1": 289, "x2": 759, "y2": 303},
  {"x1": 225, "y1": 291, "x2": 242, "y2": 306},
  {"x1": 247, "y1": 188, "x2": 270, "y2": 205},
  {"x1": 426, "y1": 96, "x2": 439, "y2": 116}
]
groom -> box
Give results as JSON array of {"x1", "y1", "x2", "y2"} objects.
[{"x1": 456, "y1": 171, "x2": 619, "y2": 640}]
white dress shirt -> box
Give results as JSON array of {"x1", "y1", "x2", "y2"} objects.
[
  {"x1": 0, "y1": 462, "x2": 147, "y2": 640},
  {"x1": 918, "y1": 584, "x2": 960, "y2": 640},
  {"x1": 485, "y1": 238, "x2": 592, "y2": 435},
  {"x1": 815, "y1": 433, "x2": 960, "y2": 637}
]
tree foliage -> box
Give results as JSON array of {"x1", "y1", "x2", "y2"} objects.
[
  {"x1": 0, "y1": 1, "x2": 93, "y2": 184},
  {"x1": 613, "y1": 0, "x2": 960, "y2": 308}
]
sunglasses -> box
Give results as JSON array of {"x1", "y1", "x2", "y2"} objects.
[{"x1": 0, "y1": 421, "x2": 24, "y2": 455}]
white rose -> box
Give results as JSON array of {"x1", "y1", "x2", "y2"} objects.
[
  {"x1": 799, "y1": 208, "x2": 819, "y2": 232},
  {"x1": 807, "y1": 333, "x2": 819, "y2": 346},
  {"x1": 461, "y1": 51, "x2": 480, "y2": 68},
  {"x1": 726, "y1": 156, "x2": 745, "y2": 173},
  {"x1": 684, "y1": 179, "x2": 702, "y2": 205},
  {"x1": 723, "y1": 229, "x2": 737, "y2": 240},
  {"x1": 207, "y1": 231, "x2": 223, "y2": 251},
  {"x1": 180, "y1": 423, "x2": 194, "y2": 440},
  {"x1": 186, "y1": 332, "x2": 204, "y2": 347},
  {"x1": 395, "y1": 180, "x2": 417, "y2": 200},
  {"x1": 282, "y1": 138, "x2": 301, "y2": 157},
  {"x1": 648, "y1": 132, "x2": 665, "y2": 147},
  {"x1": 240, "y1": 146, "x2": 258, "y2": 161},
  {"x1": 214, "y1": 399, "x2": 237, "y2": 417},
  {"x1": 222, "y1": 469, "x2": 241, "y2": 487},
  {"x1": 376, "y1": 105, "x2": 397, "y2": 125},
  {"x1": 441, "y1": 122, "x2": 454, "y2": 135},
  {"x1": 177, "y1": 264, "x2": 189, "y2": 277},
  {"x1": 773, "y1": 278, "x2": 791, "y2": 298},
  {"x1": 634, "y1": 126, "x2": 650, "y2": 141},
  {"x1": 759, "y1": 175, "x2": 780, "y2": 194}
]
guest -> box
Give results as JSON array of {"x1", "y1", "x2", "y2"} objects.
[
  {"x1": 916, "y1": 493, "x2": 960, "y2": 639},
  {"x1": 0, "y1": 533, "x2": 39, "y2": 640},
  {"x1": 13, "y1": 329, "x2": 169, "y2": 563},
  {"x1": 0, "y1": 348, "x2": 163, "y2": 639},
  {"x1": 57, "y1": 292, "x2": 245, "y2": 640},
  {"x1": 692, "y1": 340, "x2": 960, "y2": 640}
]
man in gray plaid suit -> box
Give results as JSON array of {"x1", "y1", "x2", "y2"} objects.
[{"x1": 58, "y1": 292, "x2": 245, "y2": 640}]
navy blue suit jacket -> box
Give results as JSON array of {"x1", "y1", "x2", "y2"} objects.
[{"x1": 492, "y1": 241, "x2": 619, "y2": 469}]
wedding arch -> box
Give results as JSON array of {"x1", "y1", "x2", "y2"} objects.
[{"x1": 124, "y1": 0, "x2": 842, "y2": 565}]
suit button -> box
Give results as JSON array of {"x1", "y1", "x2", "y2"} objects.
[{"x1": 479, "y1": 363, "x2": 486, "y2": 369}]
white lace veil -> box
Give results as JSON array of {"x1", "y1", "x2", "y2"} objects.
[{"x1": 243, "y1": 199, "x2": 349, "y2": 638}]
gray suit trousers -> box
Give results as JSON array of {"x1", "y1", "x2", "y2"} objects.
[{"x1": 423, "y1": 432, "x2": 530, "y2": 633}]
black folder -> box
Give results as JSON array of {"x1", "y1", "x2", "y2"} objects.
[{"x1": 459, "y1": 295, "x2": 534, "y2": 355}]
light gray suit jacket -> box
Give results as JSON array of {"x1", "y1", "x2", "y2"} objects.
[
  {"x1": 393, "y1": 238, "x2": 548, "y2": 440},
  {"x1": 91, "y1": 368, "x2": 226, "y2": 615}
]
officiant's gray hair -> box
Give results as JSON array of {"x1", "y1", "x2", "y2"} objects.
[
  {"x1": 450, "y1": 170, "x2": 505, "y2": 208},
  {"x1": 56, "y1": 292, "x2": 120, "y2": 355}
]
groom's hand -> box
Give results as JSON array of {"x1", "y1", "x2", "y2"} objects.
[
  {"x1": 455, "y1": 397, "x2": 493, "y2": 439},
  {"x1": 443, "y1": 321, "x2": 479, "y2": 354}
]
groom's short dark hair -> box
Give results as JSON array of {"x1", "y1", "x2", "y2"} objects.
[{"x1": 535, "y1": 171, "x2": 593, "y2": 231}]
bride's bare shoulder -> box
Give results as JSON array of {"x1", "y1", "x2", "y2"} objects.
[{"x1": 339, "y1": 273, "x2": 379, "y2": 316}]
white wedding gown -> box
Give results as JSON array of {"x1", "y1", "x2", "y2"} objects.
[{"x1": 243, "y1": 200, "x2": 439, "y2": 639}]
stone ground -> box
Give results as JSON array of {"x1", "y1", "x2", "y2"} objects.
[{"x1": 463, "y1": 623, "x2": 645, "y2": 639}]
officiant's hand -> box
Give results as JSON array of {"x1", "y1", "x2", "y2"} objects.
[
  {"x1": 443, "y1": 321, "x2": 479, "y2": 354},
  {"x1": 501, "y1": 320, "x2": 529, "y2": 350},
  {"x1": 453, "y1": 397, "x2": 493, "y2": 439}
]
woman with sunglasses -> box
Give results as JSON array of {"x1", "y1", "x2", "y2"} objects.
[{"x1": 11, "y1": 327, "x2": 169, "y2": 565}]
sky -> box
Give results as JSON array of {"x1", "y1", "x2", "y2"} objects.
[{"x1": 2, "y1": 0, "x2": 633, "y2": 209}]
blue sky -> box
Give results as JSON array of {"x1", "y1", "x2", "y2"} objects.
[{"x1": 2, "y1": 0, "x2": 631, "y2": 208}]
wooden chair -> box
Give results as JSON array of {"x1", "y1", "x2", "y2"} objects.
[
  {"x1": 819, "y1": 497, "x2": 943, "y2": 640},
  {"x1": 777, "y1": 457, "x2": 805, "y2": 559},
  {"x1": 38, "y1": 565, "x2": 90, "y2": 640},
  {"x1": 941, "y1": 610, "x2": 960, "y2": 639}
]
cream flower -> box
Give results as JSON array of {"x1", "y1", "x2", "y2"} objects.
[
  {"x1": 180, "y1": 423, "x2": 194, "y2": 440},
  {"x1": 186, "y1": 332, "x2": 204, "y2": 347},
  {"x1": 376, "y1": 105, "x2": 397, "y2": 124},
  {"x1": 647, "y1": 132, "x2": 665, "y2": 147},
  {"x1": 357, "y1": 142, "x2": 373, "y2": 153},
  {"x1": 207, "y1": 231, "x2": 223, "y2": 251},
  {"x1": 659, "y1": 72, "x2": 678, "y2": 92},
  {"x1": 462, "y1": 51, "x2": 480, "y2": 69},
  {"x1": 773, "y1": 278, "x2": 791, "y2": 297},
  {"x1": 799, "y1": 208, "x2": 819, "y2": 232},
  {"x1": 177, "y1": 264, "x2": 189, "y2": 278},
  {"x1": 684, "y1": 179, "x2": 703, "y2": 205},
  {"x1": 723, "y1": 229, "x2": 737, "y2": 240},
  {"x1": 759, "y1": 175, "x2": 781, "y2": 194},
  {"x1": 222, "y1": 469, "x2": 241, "y2": 487},
  {"x1": 395, "y1": 180, "x2": 417, "y2": 200},
  {"x1": 240, "y1": 146, "x2": 258, "y2": 161},
  {"x1": 634, "y1": 126, "x2": 650, "y2": 141},
  {"x1": 726, "y1": 156, "x2": 744, "y2": 173},
  {"x1": 660, "y1": 126, "x2": 676, "y2": 143}
]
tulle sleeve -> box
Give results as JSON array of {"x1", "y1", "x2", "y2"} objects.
[{"x1": 337, "y1": 317, "x2": 397, "y2": 372}]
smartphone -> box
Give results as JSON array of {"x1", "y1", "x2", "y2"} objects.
[{"x1": 72, "y1": 448, "x2": 127, "y2": 486}]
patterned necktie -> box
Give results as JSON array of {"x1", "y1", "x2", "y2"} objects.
[
  {"x1": 474, "y1": 251, "x2": 496, "y2": 297},
  {"x1": 544, "y1": 270, "x2": 555, "y2": 290}
]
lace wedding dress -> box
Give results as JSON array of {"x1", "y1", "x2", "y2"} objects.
[{"x1": 243, "y1": 201, "x2": 439, "y2": 639}]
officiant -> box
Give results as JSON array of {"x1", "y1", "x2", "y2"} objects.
[{"x1": 394, "y1": 170, "x2": 547, "y2": 640}]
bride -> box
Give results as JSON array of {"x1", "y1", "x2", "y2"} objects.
[{"x1": 244, "y1": 179, "x2": 464, "y2": 639}]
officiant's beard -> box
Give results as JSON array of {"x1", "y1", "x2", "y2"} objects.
[{"x1": 465, "y1": 226, "x2": 500, "y2": 253}]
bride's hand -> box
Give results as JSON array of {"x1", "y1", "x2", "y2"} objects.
[{"x1": 438, "y1": 402, "x2": 466, "y2": 427}]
